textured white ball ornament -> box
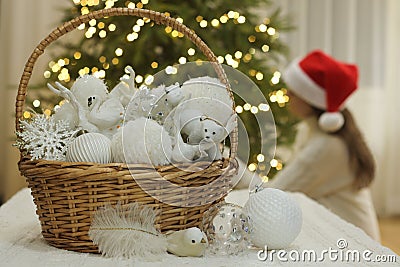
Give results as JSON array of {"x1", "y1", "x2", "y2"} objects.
[
  {"x1": 66, "y1": 133, "x2": 112, "y2": 164},
  {"x1": 111, "y1": 118, "x2": 172, "y2": 166},
  {"x1": 318, "y1": 112, "x2": 344, "y2": 132},
  {"x1": 243, "y1": 188, "x2": 302, "y2": 249}
]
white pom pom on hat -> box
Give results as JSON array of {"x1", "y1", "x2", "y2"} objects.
[{"x1": 283, "y1": 50, "x2": 358, "y2": 132}]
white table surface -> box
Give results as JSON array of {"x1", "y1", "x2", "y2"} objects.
[{"x1": 0, "y1": 188, "x2": 398, "y2": 267}]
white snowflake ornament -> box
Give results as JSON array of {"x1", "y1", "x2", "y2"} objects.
[{"x1": 16, "y1": 114, "x2": 78, "y2": 161}]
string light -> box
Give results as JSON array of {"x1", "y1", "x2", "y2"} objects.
[
  {"x1": 211, "y1": 19, "x2": 220, "y2": 27},
  {"x1": 234, "y1": 51, "x2": 243, "y2": 59},
  {"x1": 99, "y1": 56, "x2": 106, "y2": 63},
  {"x1": 270, "y1": 159, "x2": 278, "y2": 167},
  {"x1": 151, "y1": 61, "x2": 158, "y2": 68},
  {"x1": 178, "y1": 57, "x2": 187, "y2": 64},
  {"x1": 255, "y1": 72, "x2": 264, "y2": 81},
  {"x1": 89, "y1": 19, "x2": 96, "y2": 27},
  {"x1": 262, "y1": 45, "x2": 270, "y2": 52},
  {"x1": 132, "y1": 25, "x2": 141, "y2": 32},
  {"x1": 248, "y1": 35, "x2": 256, "y2": 43},
  {"x1": 267, "y1": 27, "x2": 276, "y2": 35},
  {"x1": 243, "y1": 103, "x2": 251, "y2": 111},
  {"x1": 199, "y1": 20, "x2": 208, "y2": 28},
  {"x1": 271, "y1": 71, "x2": 281, "y2": 84},
  {"x1": 187, "y1": 48, "x2": 195, "y2": 56},
  {"x1": 220, "y1": 15, "x2": 228, "y2": 23},
  {"x1": 115, "y1": 48, "x2": 123, "y2": 57},
  {"x1": 108, "y1": 24, "x2": 116, "y2": 31},
  {"x1": 43, "y1": 71, "x2": 51, "y2": 79},
  {"x1": 258, "y1": 103, "x2": 270, "y2": 111},
  {"x1": 44, "y1": 109, "x2": 52, "y2": 117},
  {"x1": 99, "y1": 30, "x2": 107, "y2": 38},
  {"x1": 248, "y1": 163, "x2": 257, "y2": 172},
  {"x1": 33, "y1": 100, "x2": 41, "y2": 108},
  {"x1": 135, "y1": 75, "x2": 143, "y2": 83},
  {"x1": 144, "y1": 75, "x2": 154, "y2": 85},
  {"x1": 257, "y1": 154, "x2": 265, "y2": 162},
  {"x1": 112, "y1": 58, "x2": 119, "y2": 65},
  {"x1": 258, "y1": 24, "x2": 267, "y2": 32},
  {"x1": 77, "y1": 23, "x2": 85, "y2": 30},
  {"x1": 128, "y1": 2, "x2": 135, "y2": 9},
  {"x1": 137, "y1": 19, "x2": 145, "y2": 26},
  {"x1": 23, "y1": 111, "x2": 31, "y2": 119},
  {"x1": 74, "y1": 51, "x2": 81, "y2": 59},
  {"x1": 165, "y1": 26, "x2": 172, "y2": 34},
  {"x1": 250, "y1": 106, "x2": 259, "y2": 114},
  {"x1": 237, "y1": 16, "x2": 246, "y2": 24},
  {"x1": 217, "y1": 56, "x2": 224, "y2": 63},
  {"x1": 235, "y1": 105, "x2": 243, "y2": 113},
  {"x1": 81, "y1": 7, "x2": 89, "y2": 15}
]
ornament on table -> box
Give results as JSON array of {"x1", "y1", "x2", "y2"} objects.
[
  {"x1": 109, "y1": 66, "x2": 138, "y2": 107},
  {"x1": 66, "y1": 132, "x2": 112, "y2": 164},
  {"x1": 89, "y1": 202, "x2": 167, "y2": 259},
  {"x1": 15, "y1": 114, "x2": 78, "y2": 161},
  {"x1": 243, "y1": 187, "x2": 302, "y2": 250},
  {"x1": 111, "y1": 118, "x2": 172, "y2": 166},
  {"x1": 47, "y1": 75, "x2": 124, "y2": 138},
  {"x1": 201, "y1": 202, "x2": 252, "y2": 255},
  {"x1": 166, "y1": 227, "x2": 208, "y2": 257}
]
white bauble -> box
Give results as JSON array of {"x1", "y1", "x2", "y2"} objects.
[
  {"x1": 243, "y1": 188, "x2": 302, "y2": 249},
  {"x1": 66, "y1": 133, "x2": 112, "y2": 164},
  {"x1": 180, "y1": 76, "x2": 233, "y2": 126},
  {"x1": 111, "y1": 118, "x2": 172, "y2": 166}
]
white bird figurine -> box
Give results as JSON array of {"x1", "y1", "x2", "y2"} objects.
[
  {"x1": 47, "y1": 75, "x2": 124, "y2": 138},
  {"x1": 166, "y1": 227, "x2": 208, "y2": 257},
  {"x1": 110, "y1": 66, "x2": 138, "y2": 107}
]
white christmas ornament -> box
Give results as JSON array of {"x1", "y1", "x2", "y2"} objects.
[
  {"x1": 16, "y1": 114, "x2": 77, "y2": 161},
  {"x1": 111, "y1": 118, "x2": 172, "y2": 166},
  {"x1": 66, "y1": 132, "x2": 112, "y2": 164},
  {"x1": 202, "y1": 202, "x2": 252, "y2": 255},
  {"x1": 243, "y1": 188, "x2": 302, "y2": 249}
]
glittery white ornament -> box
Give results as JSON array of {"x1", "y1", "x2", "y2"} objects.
[
  {"x1": 66, "y1": 132, "x2": 112, "y2": 164},
  {"x1": 202, "y1": 202, "x2": 252, "y2": 255},
  {"x1": 243, "y1": 188, "x2": 302, "y2": 249}
]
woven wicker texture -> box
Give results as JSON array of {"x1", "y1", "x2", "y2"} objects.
[{"x1": 15, "y1": 8, "x2": 238, "y2": 253}]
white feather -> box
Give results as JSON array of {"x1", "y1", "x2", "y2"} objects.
[{"x1": 88, "y1": 202, "x2": 167, "y2": 259}]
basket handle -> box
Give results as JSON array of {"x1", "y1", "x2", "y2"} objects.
[{"x1": 15, "y1": 7, "x2": 238, "y2": 161}]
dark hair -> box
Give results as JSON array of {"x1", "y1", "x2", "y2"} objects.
[{"x1": 313, "y1": 108, "x2": 375, "y2": 190}]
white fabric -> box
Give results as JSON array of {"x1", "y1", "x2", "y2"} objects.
[
  {"x1": 266, "y1": 117, "x2": 380, "y2": 241},
  {"x1": 283, "y1": 58, "x2": 326, "y2": 110},
  {"x1": 1, "y1": 188, "x2": 398, "y2": 266}
]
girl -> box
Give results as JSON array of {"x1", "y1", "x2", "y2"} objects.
[{"x1": 267, "y1": 50, "x2": 380, "y2": 241}]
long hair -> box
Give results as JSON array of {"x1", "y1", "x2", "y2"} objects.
[{"x1": 313, "y1": 108, "x2": 375, "y2": 190}]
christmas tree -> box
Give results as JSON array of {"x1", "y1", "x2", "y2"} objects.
[{"x1": 35, "y1": 0, "x2": 296, "y2": 179}]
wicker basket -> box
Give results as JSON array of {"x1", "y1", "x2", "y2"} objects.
[{"x1": 15, "y1": 8, "x2": 238, "y2": 253}]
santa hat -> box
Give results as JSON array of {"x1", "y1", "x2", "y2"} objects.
[{"x1": 283, "y1": 50, "x2": 358, "y2": 132}]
